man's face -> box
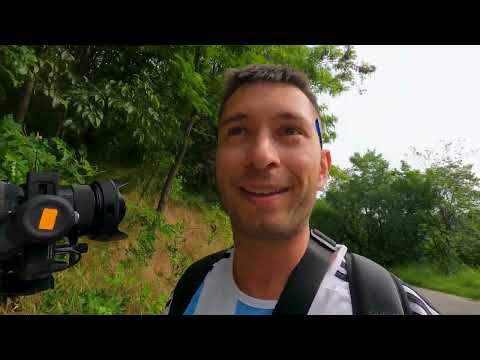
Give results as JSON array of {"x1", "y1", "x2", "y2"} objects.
[{"x1": 216, "y1": 82, "x2": 331, "y2": 241}]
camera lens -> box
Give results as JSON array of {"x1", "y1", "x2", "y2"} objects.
[{"x1": 67, "y1": 179, "x2": 126, "y2": 239}]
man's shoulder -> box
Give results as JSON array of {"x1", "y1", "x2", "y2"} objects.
[
  {"x1": 175, "y1": 247, "x2": 233, "y2": 291},
  {"x1": 187, "y1": 247, "x2": 233, "y2": 272},
  {"x1": 165, "y1": 247, "x2": 233, "y2": 315}
]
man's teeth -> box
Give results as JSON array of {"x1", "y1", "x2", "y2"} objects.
[{"x1": 245, "y1": 188, "x2": 285, "y2": 195}]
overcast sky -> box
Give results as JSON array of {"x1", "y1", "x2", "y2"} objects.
[{"x1": 320, "y1": 45, "x2": 480, "y2": 175}]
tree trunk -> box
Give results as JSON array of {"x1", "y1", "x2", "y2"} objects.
[
  {"x1": 15, "y1": 78, "x2": 34, "y2": 123},
  {"x1": 157, "y1": 117, "x2": 195, "y2": 213},
  {"x1": 56, "y1": 106, "x2": 65, "y2": 138},
  {"x1": 157, "y1": 47, "x2": 203, "y2": 213},
  {"x1": 15, "y1": 45, "x2": 48, "y2": 124}
]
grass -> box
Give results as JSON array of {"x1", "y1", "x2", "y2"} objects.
[
  {"x1": 391, "y1": 262, "x2": 480, "y2": 300},
  {"x1": 0, "y1": 161, "x2": 233, "y2": 315}
]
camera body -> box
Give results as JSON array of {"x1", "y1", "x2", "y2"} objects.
[{"x1": 0, "y1": 172, "x2": 126, "y2": 297}]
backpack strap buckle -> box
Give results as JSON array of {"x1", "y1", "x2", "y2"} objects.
[{"x1": 310, "y1": 228, "x2": 337, "y2": 252}]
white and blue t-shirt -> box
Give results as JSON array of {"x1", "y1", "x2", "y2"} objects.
[{"x1": 166, "y1": 244, "x2": 439, "y2": 315}]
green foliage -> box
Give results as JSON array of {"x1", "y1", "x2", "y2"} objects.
[
  {"x1": 166, "y1": 238, "x2": 192, "y2": 280},
  {"x1": 0, "y1": 45, "x2": 40, "y2": 88},
  {"x1": 181, "y1": 192, "x2": 233, "y2": 247},
  {"x1": 0, "y1": 114, "x2": 96, "y2": 184},
  {"x1": 122, "y1": 198, "x2": 193, "y2": 283},
  {"x1": 455, "y1": 216, "x2": 480, "y2": 268},
  {"x1": 123, "y1": 203, "x2": 190, "y2": 275},
  {"x1": 123, "y1": 205, "x2": 165, "y2": 264},
  {"x1": 412, "y1": 142, "x2": 480, "y2": 272},
  {"x1": 0, "y1": 45, "x2": 40, "y2": 87},
  {"x1": 312, "y1": 143, "x2": 480, "y2": 273},
  {"x1": 170, "y1": 176, "x2": 185, "y2": 202},
  {"x1": 202, "y1": 203, "x2": 233, "y2": 246},
  {"x1": 35, "y1": 264, "x2": 136, "y2": 315},
  {"x1": 78, "y1": 288, "x2": 127, "y2": 315},
  {"x1": 28, "y1": 241, "x2": 167, "y2": 315},
  {"x1": 164, "y1": 221, "x2": 192, "y2": 280},
  {"x1": 138, "y1": 284, "x2": 169, "y2": 314}
]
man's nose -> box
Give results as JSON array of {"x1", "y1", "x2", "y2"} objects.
[{"x1": 246, "y1": 133, "x2": 280, "y2": 170}]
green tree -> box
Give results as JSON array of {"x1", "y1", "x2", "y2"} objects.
[
  {"x1": 312, "y1": 141, "x2": 480, "y2": 272},
  {"x1": 313, "y1": 150, "x2": 435, "y2": 266},
  {"x1": 410, "y1": 141, "x2": 480, "y2": 272}
]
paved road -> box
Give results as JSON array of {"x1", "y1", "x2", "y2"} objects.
[{"x1": 413, "y1": 287, "x2": 480, "y2": 315}]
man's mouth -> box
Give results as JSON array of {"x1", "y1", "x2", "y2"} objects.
[{"x1": 239, "y1": 187, "x2": 289, "y2": 197}]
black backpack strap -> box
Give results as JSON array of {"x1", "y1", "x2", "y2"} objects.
[
  {"x1": 346, "y1": 252, "x2": 407, "y2": 315},
  {"x1": 272, "y1": 229, "x2": 335, "y2": 315},
  {"x1": 168, "y1": 248, "x2": 231, "y2": 315}
]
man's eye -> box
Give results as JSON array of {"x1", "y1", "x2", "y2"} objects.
[
  {"x1": 226, "y1": 127, "x2": 245, "y2": 136},
  {"x1": 282, "y1": 127, "x2": 301, "y2": 136}
]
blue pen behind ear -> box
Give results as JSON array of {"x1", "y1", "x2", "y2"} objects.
[{"x1": 315, "y1": 118, "x2": 323, "y2": 149}]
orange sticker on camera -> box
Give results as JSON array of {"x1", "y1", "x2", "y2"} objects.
[{"x1": 38, "y1": 208, "x2": 58, "y2": 230}]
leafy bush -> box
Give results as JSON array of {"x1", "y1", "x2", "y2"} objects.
[
  {"x1": 123, "y1": 205, "x2": 165, "y2": 263},
  {"x1": 0, "y1": 114, "x2": 96, "y2": 184},
  {"x1": 124, "y1": 203, "x2": 189, "y2": 269},
  {"x1": 138, "y1": 284, "x2": 169, "y2": 314},
  {"x1": 170, "y1": 175, "x2": 185, "y2": 202},
  {"x1": 78, "y1": 288, "x2": 127, "y2": 315},
  {"x1": 202, "y1": 203, "x2": 232, "y2": 246},
  {"x1": 164, "y1": 221, "x2": 192, "y2": 280}
]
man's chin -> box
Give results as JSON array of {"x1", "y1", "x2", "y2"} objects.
[{"x1": 233, "y1": 219, "x2": 303, "y2": 242}]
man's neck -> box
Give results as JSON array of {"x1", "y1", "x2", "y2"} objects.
[{"x1": 232, "y1": 226, "x2": 310, "y2": 301}]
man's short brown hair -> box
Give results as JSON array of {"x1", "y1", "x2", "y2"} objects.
[{"x1": 219, "y1": 64, "x2": 320, "y2": 119}]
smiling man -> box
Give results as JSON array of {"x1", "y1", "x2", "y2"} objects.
[{"x1": 165, "y1": 64, "x2": 439, "y2": 315}]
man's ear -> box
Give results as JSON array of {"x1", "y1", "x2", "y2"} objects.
[
  {"x1": 317, "y1": 149, "x2": 332, "y2": 191},
  {"x1": 324, "y1": 150, "x2": 332, "y2": 170}
]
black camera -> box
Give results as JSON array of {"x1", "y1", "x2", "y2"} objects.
[{"x1": 0, "y1": 171, "x2": 127, "y2": 297}]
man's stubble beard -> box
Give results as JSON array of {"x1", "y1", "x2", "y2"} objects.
[{"x1": 217, "y1": 184, "x2": 317, "y2": 243}]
